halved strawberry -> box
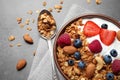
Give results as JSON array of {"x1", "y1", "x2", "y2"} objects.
[
  {"x1": 83, "y1": 21, "x2": 100, "y2": 37},
  {"x1": 99, "y1": 29, "x2": 116, "y2": 46}
]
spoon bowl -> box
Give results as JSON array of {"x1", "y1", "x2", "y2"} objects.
[{"x1": 38, "y1": 9, "x2": 56, "y2": 40}]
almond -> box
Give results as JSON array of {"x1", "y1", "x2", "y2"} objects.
[
  {"x1": 23, "y1": 33, "x2": 33, "y2": 44},
  {"x1": 63, "y1": 46, "x2": 77, "y2": 54},
  {"x1": 16, "y1": 59, "x2": 27, "y2": 71},
  {"x1": 117, "y1": 30, "x2": 120, "y2": 41},
  {"x1": 86, "y1": 63, "x2": 95, "y2": 78}
]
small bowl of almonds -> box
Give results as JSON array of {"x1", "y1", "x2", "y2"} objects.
[{"x1": 53, "y1": 14, "x2": 120, "y2": 80}]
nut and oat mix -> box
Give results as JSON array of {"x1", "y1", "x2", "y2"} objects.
[
  {"x1": 56, "y1": 18, "x2": 120, "y2": 80},
  {"x1": 38, "y1": 12, "x2": 56, "y2": 38}
]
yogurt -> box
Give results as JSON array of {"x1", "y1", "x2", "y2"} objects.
[{"x1": 80, "y1": 18, "x2": 120, "y2": 60}]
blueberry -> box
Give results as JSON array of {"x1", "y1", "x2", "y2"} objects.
[
  {"x1": 110, "y1": 49, "x2": 118, "y2": 57},
  {"x1": 73, "y1": 39, "x2": 82, "y2": 48},
  {"x1": 68, "y1": 59, "x2": 74, "y2": 66},
  {"x1": 74, "y1": 52, "x2": 81, "y2": 60},
  {"x1": 103, "y1": 55, "x2": 112, "y2": 64},
  {"x1": 106, "y1": 73, "x2": 114, "y2": 80},
  {"x1": 78, "y1": 61, "x2": 86, "y2": 69},
  {"x1": 101, "y1": 24, "x2": 108, "y2": 29}
]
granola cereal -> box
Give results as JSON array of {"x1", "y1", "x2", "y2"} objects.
[
  {"x1": 17, "y1": 43, "x2": 22, "y2": 47},
  {"x1": 9, "y1": 44, "x2": 14, "y2": 47},
  {"x1": 42, "y1": 1, "x2": 47, "y2": 6},
  {"x1": 87, "y1": 0, "x2": 91, "y2": 4},
  {"x1": 27, "y1": 10, "x2": 33, "y2": 15},
  {"x1": 38, "y1": 12, "x2": 56, "y2": 38},
  {"x1": 60, "y1": 0, "x2": 64, "y2": 4},
  {"x1": 54, "y1": 4, "x2": 62, "y2": 13},
  {"x1": 19, "y1": 23, "x2": 25, "y2": 28},
  {"x1": 8, "y1": 35, "x2": 15, "y2": 41},
  {"x1": 27, "y1": 26, "x2": 32, "y2": 31},
  {"x1": 16, "y1": 17, "x2": 22, "y2": 24},
  {"x1": 48, "y1": 8, "x2": 53, "y2": 12},
  {"x1": 56, "y1": 18, "x2": 120, "y2": 80}
]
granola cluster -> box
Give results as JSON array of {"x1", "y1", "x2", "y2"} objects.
[
  {"x1": 38, "y1": 13, "x2": 56, "y2": 38},
  {"x1": 56, "y1": 18, "x2": 120, "y2": 80}
]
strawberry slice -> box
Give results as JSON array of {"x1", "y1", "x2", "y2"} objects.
[
  {"x1": 99, "y1": 29, "x2": 116, "y2": 46},
  {"x1": 83, "y1": 21, "x2": 100, "y2": 37}
]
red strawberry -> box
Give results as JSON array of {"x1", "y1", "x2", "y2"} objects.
[
  {"x1": 83, "y1": 21, "x2": 100, "y2": 37},
  {"x1": 99, "y1": 29, "x2": 116, "y2": 46},
  {"x1": 88, "y1": 39, "x2": 102, "y2": 53},
  {"x1": 111, "y1": 59, "x2": 120, "y2": 74},
  {"x1": 57, "y1": 33, "x2": 71, "y2": 47}
]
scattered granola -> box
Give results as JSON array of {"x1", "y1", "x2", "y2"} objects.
[
  {"x1": 27, "y1": 10, "x2": 33, "y2": 15},
  {"x1": 27, "y1": 26, "x2": 32, "y2": 31},
  {"x1": 9, "y1": 44, "x2": 14, "y2": 47},
  {"x1": 60, "y1": 0, "x2": 64, "y2": 4},
  {"x1": 48, "y1": 8, "x2": 53, "y2": 12},
  {"x1": 17, "y1": 43, "x2": 22, "y2": 47},
  {"x1": 87, "y1": 0, "x2": 91, "y2": 4},
  {"x1": 33, "y1": 50, "x2": 36, "y2": 56},
  {"x1": 42, "y1": 1, "x2": 47, "y2": 6},
  {"x1": 25, "y1": 19, "x2": 30, "y2": 25},
  {"x1": 36, "y1": 10, "x2": 40, "y2": 14},
  {"x1": 8, "y1": 35, "x2": 15, "y2": 41},
  {"x1": 16, "y1": 17, "x2": 22, "y2": 24},
  {"x1": 54, "y1": 4, "x2": 62, "y2": 10},
  {"x1": 19, "y1": 23, "x2": 25, "y2": 28},
  {"x1": 54, "y1": 4, "x2": 62, "y2": 13}
]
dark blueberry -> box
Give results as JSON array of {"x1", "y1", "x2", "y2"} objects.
[
  {"x1": 78, "y1": 61, "x2": 86, "y2": 69},
  {"x1": 68, "y1": 59, "x2": 74, "y2": 66},
  {"x1": 74, "y1": 52, "x2": 81, "y2": 60},
  {"x1": 73, "y1": 39, "x2": 82, "y2": 48},
  {"x1": 103, "y1": 55, "x2": 112, "y2": 64},
  {"x1": 101, "y1": 24, "x2": 108, "y2": 29},
  {"x1": 106, "y1": 72, "x2": 114, "y2": 80},
  {"x1": 110, "y1": 49, "x2": 118, "y2": 57}
]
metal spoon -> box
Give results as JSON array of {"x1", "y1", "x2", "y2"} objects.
[{"x1": 37, "y1": 9, "x2": 58, "y2": 80}]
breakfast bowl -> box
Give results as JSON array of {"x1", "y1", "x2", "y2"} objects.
[{"x1": 53, "y1": 14, "x2": 120, "y2": 80}]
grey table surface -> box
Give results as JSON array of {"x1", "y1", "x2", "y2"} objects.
[{"x1": 0, "y1": 0, "x2": 120, "y2": 80}]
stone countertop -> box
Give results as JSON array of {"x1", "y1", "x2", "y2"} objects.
[{"x1": 0, "y1": 0, "x2": 120, "y2": 80}]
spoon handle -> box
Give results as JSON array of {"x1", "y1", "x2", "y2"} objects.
[{"x1": 47, "y1": 40, "x2": 58, "y2": 80}]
